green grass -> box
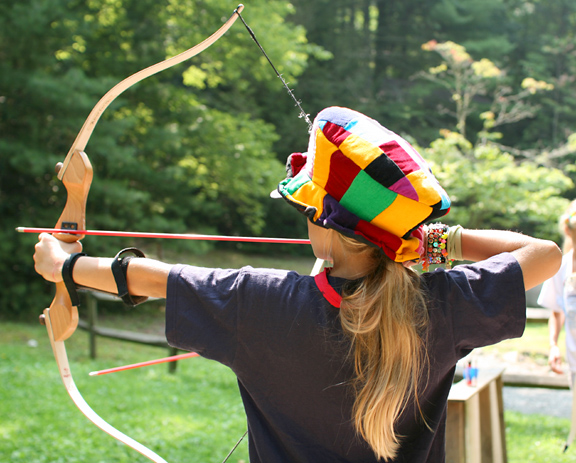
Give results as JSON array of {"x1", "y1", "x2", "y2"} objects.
[
  {"x1": 0, "y1": 322, "x2": 249, "y2": 463},
  {"x1": 506, "y1": 412, "x2": 575, "y2": 462}
]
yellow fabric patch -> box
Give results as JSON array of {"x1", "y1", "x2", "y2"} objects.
[
  {"x1": 289, "y1": 180, "x2": 326, "y2": 221},
  {"x1": 406, "y1": 171, "x2": 441, "y2": 206},
  {"x1": 371, "y1": 194, "x2": 432, "y2": 238},
  {"x1": 312, "y1": 130, "x2": 338, "y2": 189},
  {"x1": 394, "y1": 236, "x2": 422, "y2": 262},
  {"x1": 339, "y1": 133, "x2": 382, "y2": 169}
]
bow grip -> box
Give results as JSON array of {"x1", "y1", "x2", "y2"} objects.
[
  {"x1": 54, "y1": 150, "x2": 93, "y2": 242},
  {"x1": 45, "y1": 282, "x2": 79, "y2": 341},
  {"x1": 45, "y1": 149, "x2": 93, "y2": 341}
]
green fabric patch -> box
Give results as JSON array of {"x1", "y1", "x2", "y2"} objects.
[
  {"x1": 280, "y1": 171, "x2": 311, "y2": 196},
  {"x1": 340, "y1": 170, "x2": 397, "y2": 221}
]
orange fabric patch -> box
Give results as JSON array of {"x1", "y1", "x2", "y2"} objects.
[
  {"x1": 289, "y1": 179, "x2": 326, "y2": 221},
  {"x1": 338, "y1": 133, "x2": 383, "y2": 169},
  {"x1": 371, "y1": 194, "x2": 432, "y2": 238},
  {"x1": 406, "y1": 171, "x2": 442, "y2": 206},
  {"x1": 312, "y1": 130, "x2": 338, "y2": 189}
]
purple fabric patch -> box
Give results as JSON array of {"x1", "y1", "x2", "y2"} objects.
[
  {"x1": 317, "y1": 195, "x2": 360, "y2": 236},
  {"x1": 388, "y1": 176, "x2": 419, "y2": 201}
]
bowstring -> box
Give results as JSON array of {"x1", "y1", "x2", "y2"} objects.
[
  {"x1": 234, "y1": 6, "x2": 313, "y2": 132},
  {"x1": 221, "y1": 430, "x2": 248, "y2": 463}
]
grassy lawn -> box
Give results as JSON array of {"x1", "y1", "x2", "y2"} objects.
[
  {"x1": 1, "y1": 322, "x2": 249, "y2": 463},
  {"x1": 506, "y1": 412, "x2": 575, "y2": 462}
]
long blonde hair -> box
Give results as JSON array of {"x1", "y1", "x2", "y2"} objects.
[{"x1": 337, "y1": 235, "x2": 429, "y2": 460}]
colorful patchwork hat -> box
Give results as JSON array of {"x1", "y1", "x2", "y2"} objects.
[{"x1": 273, "y1": 106, "x2": 451, "y2": 263}]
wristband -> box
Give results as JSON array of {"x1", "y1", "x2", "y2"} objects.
[
  {"x1": 111, "y1": 248, "x2": 148, "y2": 307},
  {"x1": 447, "y1": 225, "x2": 463, "y2": 261},
  {"x1": 421, "y1": 224, "x2": 452, "y2": 271},
  {"x1": 62, "y1": 252, "x2": 86, "y2": 307}
]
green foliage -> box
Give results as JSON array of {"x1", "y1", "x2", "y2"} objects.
[
  {"x1": 419, "y1": 40, "x2": 554, "y2": 142},
  {"x1": 427, "y1": 0, "x2": 515, "y2": 60},
  {"x1": 423, "y1": 131, "x2": 573, "y2": 241},
  {"x1": 4, "y1": 0, "x2": 576, "y2": 319}
]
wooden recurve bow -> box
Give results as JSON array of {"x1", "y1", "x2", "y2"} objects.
[{"x1": 40, "y1": 6, "x2": 245, "y2": 462}]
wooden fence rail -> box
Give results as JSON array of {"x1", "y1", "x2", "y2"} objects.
[{"x1": 78, "y1": 291, "x2": 180, "y2": 373}]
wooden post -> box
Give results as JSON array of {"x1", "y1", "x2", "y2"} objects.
[
  {"x1": 446, "y1": 367, "x2": 507, "y2": 463},
  {"x1": 79, "y1": 291, "x2": 182, "y2": 374},
  {"x1": 86, "y1": 292, "x2": 98, "y2": 359},
  {"x1": 168, "y1": 347, "x2": 179, "y2": 374}
]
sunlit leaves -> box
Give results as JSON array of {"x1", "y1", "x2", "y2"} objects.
[{"x1": 423, "y1": 131, "x2": 573, "y2": 240}]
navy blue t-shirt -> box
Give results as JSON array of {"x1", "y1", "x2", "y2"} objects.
[{"x1": 166, "y1": 253, "x2": 525, "y2": 462}]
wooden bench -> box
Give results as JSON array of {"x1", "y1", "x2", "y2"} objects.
[{"x1": 447, "y1": 367, "x2": 507, "y2": 463}]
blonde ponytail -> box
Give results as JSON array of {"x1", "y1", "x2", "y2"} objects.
[{"x1": 337, "y1": 235, "x2": 428, "y2": 460}]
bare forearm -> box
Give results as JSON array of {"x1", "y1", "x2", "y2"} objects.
[
  {"x1": 34, "y1": 233, "x2": 172, "y2": 299},
  {"x1": 548, "y1": 311, "x2": 565, "y2": 373},
  {"x1": 549, "y1": 311, "x2": 564, "y2": 347},
  {"x1": 72, "y1": 256, "x2": 172, "y2": 299},
  {"x1": 460, "y1": 229, "x2": 561, "y2": 290}
]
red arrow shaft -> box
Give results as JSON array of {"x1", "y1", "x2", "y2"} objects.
[
  {"x1": 17, "y1": 227, "x2": 311, "y2": 244},
  {"x1": 89, "y1": 352, "x2": 200, "y2": 376}
]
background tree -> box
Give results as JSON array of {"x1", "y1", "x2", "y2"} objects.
[
  {"x1": 2, "y1": 0, "x2": 576, "y2": 318},
  {"x1": 423, "y1": 131, "x2": 572, "y2": 239},
  {"x1": 0, "y1": 0, "x2": 315, "y2": 317}
]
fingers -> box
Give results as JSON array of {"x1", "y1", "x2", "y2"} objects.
[
  {"x1": 33, "y1": 233, "x2": 76, "y2": 283},
  {"x1": 548, "y1": 345, "x2": 563, "y2": 374}
]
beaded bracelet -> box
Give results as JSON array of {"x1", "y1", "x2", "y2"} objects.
[{"x1": 421, "y1": 223, "x2": 454, "y2": 271}]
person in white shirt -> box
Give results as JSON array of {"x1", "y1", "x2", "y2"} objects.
[{"x1": 538, "y1": 200, "x2": 576, "y2": 386}]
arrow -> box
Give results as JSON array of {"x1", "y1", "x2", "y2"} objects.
[
  {"x1": 17, "y1": 227, "x2": 311, "y2": 244},
  {"x1": 89, "y1": 352, "x2": 200, "y2": 376}
]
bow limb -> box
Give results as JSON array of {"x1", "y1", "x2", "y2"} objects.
[
  {"x1": 43, "y1": 310, "x2": 169, "y2": 463},
  {"x1": 310, "y1": 258, "x2": 325, "y2": 276},
  {"x1": 58, "y1": 3, "x2": 244, "y2": 175},
  {"x1": 42, "y1": 5, "x2": 245, "y2": 461}
]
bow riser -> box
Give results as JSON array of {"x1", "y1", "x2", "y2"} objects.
[
  {"x1": 48, "y1": 282, "x2": 78, "y2": 341},
  {"x1": 48, "y1": 149, "x2": 93, "y2": 342},
  {"x1": 55, "y1": 150, "x2": 93, "y2": 243}
]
